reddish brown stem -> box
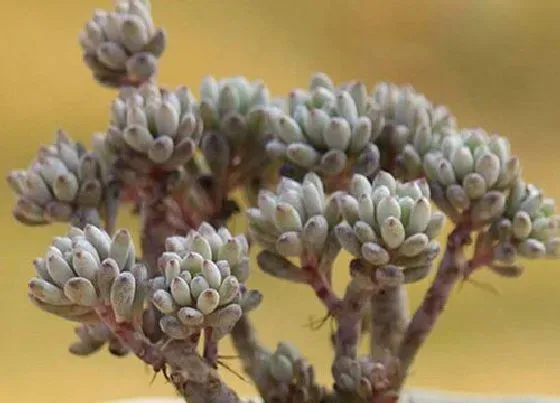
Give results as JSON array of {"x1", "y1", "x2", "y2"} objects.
[
  {"x1": 464, "y1": 230, "x2": 497, "y2": 279},
  {"x1": 174, "y1": 192, "x2": 205, "y2": 229},
  {"x1": 94, "y1": 305, "x2": 164, "y2": 371},
  {"x1": 302, "y1": 264, "x2": 343, "y2": 315}
]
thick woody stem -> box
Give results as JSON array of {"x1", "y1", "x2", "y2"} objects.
[
  {"x1": 94, "y1": 304, "x2": 164, "y2": 370},
  {"x1": 396, "y1": 222, "x2": 472, "y2": 385},
  {"x1": 331, "y1": 267, "x2": 404, "y2": 402},
  {"x1": 163, "y1": 340, "x2": 241, "y2": 403},
  {"x1": 139, "y1": 181, "x2": 184, "y2": 276},
  {"x1": 141, "y1": 199, "x2": 176, "y2": 275},
  {"x1": 369, "y1": 284, "x2": 409, "y2": 362},
  {"x1": 139, "y1": 183, "x2": 183, "y2": 343},
  {"x1": 174, "y1": 188, "x2": 205, "y2": 229},
  {"x1": 334, "y1": 278, "x2": 372, "y2": 358},
  {"x1": 334, "y1": 263, "x2": 405, "y2": 360},
  {"x1": 136, "y1": 171, "x2": 240, "y2": 401}
]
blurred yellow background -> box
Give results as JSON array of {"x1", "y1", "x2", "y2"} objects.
[{"x1": 1, "y1": 0, "x2": 560, "y2": 401}]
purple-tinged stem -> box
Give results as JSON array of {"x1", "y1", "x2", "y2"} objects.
[
  {"x1": 334, "y1": 278, "x2": 373, "y2": 358},
  {"x1": 140, "y1": 196, "x2": 182, "y2": 277},
  {"x1": 203, "y1": 327, "x2": 219, "y2": 368},
  {"x1": 396, "y1": 222, "x2": 472, "y2": 386},
  {"x1": 370, "y1": 284, "x2": 409, "y2": 363}
]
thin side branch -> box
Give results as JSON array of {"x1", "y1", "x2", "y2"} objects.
[
  {"x1": 396, "y1": 223, "x2": 472, "y2": 386},
  {"x1": 256, "y1": 250, "x2": 342, "y2": 315},
  {"x1": 302, "y1": 252, "x2": 343, "y2": 315},
  {"x1": 303, "y1": 263, "x2": 343, "y2": 314},
  {"x1": 94, "y1": 304, "x2": 164, "y2": 370}
]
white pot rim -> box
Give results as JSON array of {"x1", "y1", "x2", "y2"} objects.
[{"x1": 102, "y1": 391, "x2": 560, "y2": 403}]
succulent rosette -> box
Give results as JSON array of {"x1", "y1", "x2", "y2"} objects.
[
  {"x1": 196, "y1": 75, "x2": 281, "y2": 208},
  {"x1": 335, "y1": 171, "x2": 444, "y2": 282},
  {"x1": 148, "y1": 222, "x2": 248, "y2": 340},
  {"x1": 103, "y1": 82, "x2": 202, "y2": 185},
  {"x1": 80, "y1": 0, "x2": 166, "y2": 87},
  {"x1": 264, "y1": 73, "x2": 382, "y2": 190},
  {"x1": 27, "y1": 225, "x2": 141, "y2": 324},
  {"x1": 7, "y1": 131, "x2": 110, "y2": 227},
  {"x1": 368, "y1": 82, "x2": 456, "y2": 179},
  {"x1": 247, "y1": 172, "x2": 341, "y2": 261},
  {"x1": 421, "y1": 128, "x2": 520, "y2": 225}
]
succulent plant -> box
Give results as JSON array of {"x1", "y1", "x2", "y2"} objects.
[
  {"x1": 148, "y1": 223, "x2": 247, "y2": 340},
  {"x1": 103, "y1": 82, "x2": 202, "y2": 184},
  {"x1": 264, "y1": 73, "x2": 382, "y2": 189},
  {"x1": 198, "y1": 76, "x2": 274, "y2": 143},
  {"x1": 80, "y1": 0, "x2": 166, "y2": 87},
  {"x1": 489, "y1": 180, "x2": 560, "y2": 267},
  {"x1": 332, "y1": 354, "x2": 397, "y2": 398},
  {"x1": 9, "y1": 2, "x2": 560, "y2": 402},
  {"x1": 255, "y1": 342, "x2": 324, "y2": 402},
  {"x1": 163, "y1": 222, "x2": 250, "y2": 281},
  {"x1": 335, "y1": 171, "x2": 443, "y2": 280},
  {"x1": 28, "y1": 225, "x2": 140, "y2": 323},
  {"x1": 422, "y1": 128, "x2": 520, "y2": 224},
  {"x1": 370, "y1": 82, "x2": 455, "y2": 174},
  {"x1": 7, "y1": 131, "x2": 110, "y2": 227},
  {"x1": 247, "y1": 172, "x2": 340, "y2": 259},
  {"x1": 196, "y1": 76, "x2": 281, "y2": 207}
]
